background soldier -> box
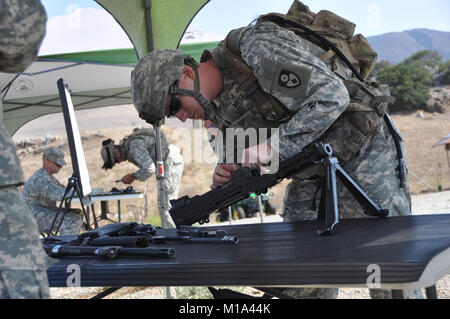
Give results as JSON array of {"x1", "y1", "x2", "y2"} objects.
[
  {"x1": 101, "y1": 127, "x2": 184, "y2": 228},
  {"x1": 0, "y1": 0, "x2": 54, "y2": 299},
  {"x1": 130, "y1": 1, "x2": 423, "y2": 299},
  {"x1": 22, "y1": 147, "x2": 84, "y2": 236}
]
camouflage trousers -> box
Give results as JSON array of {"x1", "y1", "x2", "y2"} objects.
[
  {"x1": 0, "y1": 269, "x2": 50, "y2": 299},
  {"x1": 280, "y1": 178, "x2": 424, "y2": 299},
  {"x1": 0, "y1": 186, "x2": 53, "y2": 298},
  {"x1": 158, "y1": 145, "x2": 184, "y2": 229},
  {"x1": 33, "y1": 207, "x2": 84, "y2": 236}
]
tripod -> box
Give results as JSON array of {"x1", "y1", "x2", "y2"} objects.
[{"x1": 47, "y1": 175, "x2": 91, "y2": 237}]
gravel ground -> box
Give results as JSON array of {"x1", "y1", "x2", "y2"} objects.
[{"x1": 50, "y1": 191, "x2": 450, "y2": 299}]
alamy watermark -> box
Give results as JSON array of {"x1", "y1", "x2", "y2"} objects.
[
  {"x1": 366, "y1": 264, "x2": 381, "y2": 289},
  {"x1": 66, "y1": 264, "x2": 81, "y2": 287},
  {"x1": 167, "y1": 125, "x2": 281, "y2": 172},
  {"x1": 367, "y1": 4, "x2": 382, "y2": 30},
  {"x1": 66, "y1": 4, "x2": 82, "y2": 29}
]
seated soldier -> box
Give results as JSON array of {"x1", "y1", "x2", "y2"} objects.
[
  {"x1": 22, "y1": 147, "x2": 84, "y2": 235},
  {"x1": 100, "y1": 127, "x2": 184, "y2": 228}
]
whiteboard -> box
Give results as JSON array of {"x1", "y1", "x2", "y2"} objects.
[{"x1": 57, "y1": 78, "x2": 92, "y2": 197}]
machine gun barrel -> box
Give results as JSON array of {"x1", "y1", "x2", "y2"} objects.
[
  {"x1": 44, "y1": 244, "x2": 119, "y2": 259},
  {"x1": 44, "y1": 244, "x2": 174, "y2": 259},
  {"x1": 146, "y1": 235, "x2": 239, "y2": 245}
]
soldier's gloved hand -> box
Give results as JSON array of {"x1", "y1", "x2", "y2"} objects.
[
  {"x1": 211, "y1": 164, "x2": 239, "y2": 189},
  {"x1": 121, "y1": 173, "x2": 136, "y2": 184}
]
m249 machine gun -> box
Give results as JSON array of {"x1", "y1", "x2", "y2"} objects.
[
  {"x1": 43, "y1": 221, "x2": 238, "y2": 260},
  {"x1": 169, "y1": 143, "x2": 389, "y2": 236}
]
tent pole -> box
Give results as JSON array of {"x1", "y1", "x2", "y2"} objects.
[
  {"x1": 146, "y1": 2, "x2": 171, "y2": 299},
  {"x1": 145, "y1": 0, "x2": 154, "y2": 52}
]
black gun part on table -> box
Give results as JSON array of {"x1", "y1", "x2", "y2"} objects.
[
  {"x1": 169, "y1": 143, "x2": 389, "y2": 236},
  {"x1": 43, "y1": 222, "x2": 238, "y2": 260},
  {"x1": 43, "y1": 244, "x2": 174, "y2": 259}
]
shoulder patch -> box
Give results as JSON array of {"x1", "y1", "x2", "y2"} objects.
[
  {"x1": 259, "y1": 57, "x2": 312, "y2": 100},
  {"x1": 279, "y1": 70, "x2": 301, "y2": 88}
]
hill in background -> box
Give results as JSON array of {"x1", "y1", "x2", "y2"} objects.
[{"x1": 368, "y1": 28, "x2": 450, "y2": 64}]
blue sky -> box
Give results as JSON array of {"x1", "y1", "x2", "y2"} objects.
[{"x1": 41, "y1": 0, "x2": 450, "y2": 37}]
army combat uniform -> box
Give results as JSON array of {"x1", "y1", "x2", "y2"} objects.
[
  {"x1": 119, "y1": 128, "x2": 184, "y2": 228},
  {"x1": 201, "y1": 16, "x2": 420, "y2": 298},
  {"x1": 0, "y1": 0, "x2": 54, "y2": 299},
  {"x1": 22, "y1": 168, "x2": 84, "y2": 236}
]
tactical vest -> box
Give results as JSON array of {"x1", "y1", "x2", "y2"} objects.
[
  {"x1": 212, "y1": 0, "x2": 398, "y2": 165},
  {"x1": 120, "y1": 127, "x2": 170, "y2": 162}
]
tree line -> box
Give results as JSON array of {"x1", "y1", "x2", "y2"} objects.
[{"x1": 369, "y1": 50, "x2": 450, "y2": 113}]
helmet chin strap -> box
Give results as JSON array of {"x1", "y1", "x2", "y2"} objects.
[{"x1": 173, "y1": 62, "x2": 211, "y2": 112}]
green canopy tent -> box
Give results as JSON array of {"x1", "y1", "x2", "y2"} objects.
[
  {"x1": 1, "y1": 42, "x2": 218, "y2": 136},
  {"x1": 1, "y1": 0, "x2": 217, "y2": 136},
  {"x1": 96, "y1": 0, "x2": 212, "y2": 57}
]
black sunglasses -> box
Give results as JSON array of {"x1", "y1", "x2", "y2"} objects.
[
  {"x1": 168, "y1": 80, "x2": 181, "y2": 117},
  {"x1": 47, "y1": 159, "x2": 62, "y2": 168}
]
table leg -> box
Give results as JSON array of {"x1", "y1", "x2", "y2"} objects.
[
  {"x1": 90, "y1": 203, "x2": 99, "y2": 229},
  {"x1": 391, "y1": 290, "x2": 405, "y2": 299},
  {"x1": 425, "y1": 285, "x2": 438, "y2": 299},
  {"x1": 91, "y1": 287, "x2": 122, "y2": 299},
  {"x1": 118, "y1": 200, "x2": 121, "y2": 223},
  {"x1": 100, "y1": 201, "x2": 109, "y2": 220}
]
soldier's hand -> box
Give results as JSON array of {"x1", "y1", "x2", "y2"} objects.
[
  {"x1": 121, "y1": 174, "x2": 136, "y2": 185},
  {"x1": 241, "y1": 142, "x2": 274, "y2": 168},
  {"x1": 211, "y1": 164, "x2": 239, "y2": 189}
]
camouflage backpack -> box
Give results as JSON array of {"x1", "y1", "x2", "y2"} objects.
[
  {"x1": 120, "y1": 127, "x2": 170, "y2": 161},
  {"x1": 222, "y1": 0, "x2": 399, "y2": 163}
]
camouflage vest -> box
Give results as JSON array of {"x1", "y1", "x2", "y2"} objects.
[
  {"x1": 208, "y1": 0, "x2": 396, "y2": 163},
  {"x1": 120, "y1": 127, "x2": 170, "y2": 162}
]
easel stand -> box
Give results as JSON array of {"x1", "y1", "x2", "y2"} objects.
[{"x1": 47, "y1": 175, "x2": 91, "y2": 237}]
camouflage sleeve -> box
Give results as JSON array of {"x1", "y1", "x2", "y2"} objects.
[
  {"x1": 40, "y1": 175, "x2": 67, "y2": 203},
  {"x1": 128, "y1": 139, "x2": 156, "y2": 181},
  {"x1": 239, "y1": 22, "x2": 349, "y2": 158},
  {"x1": 0, "y1": 0, "x2": 47, "y2": 73}
]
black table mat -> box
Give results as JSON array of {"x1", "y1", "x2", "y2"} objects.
[{"x1": 47, "y1": 214, "x2": 450, "y2": 288}]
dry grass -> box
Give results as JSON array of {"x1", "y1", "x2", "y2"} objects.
[{"x1": 393, "y1": 111, "x2": 450, "y2": 193}]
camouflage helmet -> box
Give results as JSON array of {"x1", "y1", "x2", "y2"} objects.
[
  {"x1": 131, "y1": 49, "x2": 185, "y2": 124},
  {"x1": 0, "y1": 0, "x2": 47, "y2": 73},
  {"x1": 100, "y1": 139, "x2": 118, "y2": 170}
]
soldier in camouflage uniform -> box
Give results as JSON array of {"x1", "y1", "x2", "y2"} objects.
[
  {"x1": 130, "y1": 2, "x2": 422, "y2": 299},
  {"x1": 100, "y1": 128, "x2": 184, "y2": 228},
  {"x1": 0, "y1": 0, "x2": 54, "y2": 299},
  {"x1": 22, "y1": 147, "x2": 84, "y2": 236}
]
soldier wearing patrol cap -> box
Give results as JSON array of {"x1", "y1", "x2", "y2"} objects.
[
  {"x1": 100, "y1": 128, "x2": 184, "y2": 229},
  {"x1": 22, "y1": 147, "x2": 84, "y2": 236},
  {"x1": 130, "y1": 1, "x2": 422, "y2": 299},
  {"x1": 0, "y1": 0, "x2": 54, "y2": 298}
]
